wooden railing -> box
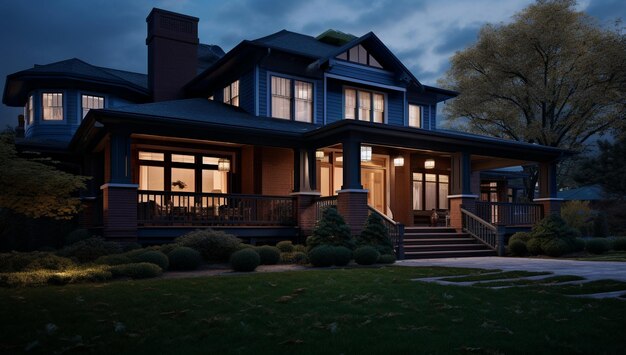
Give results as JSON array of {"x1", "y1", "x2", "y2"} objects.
[
  {"x1": 474, "y1": 201, "x2": 543, "y2": 226},
  {"x1": 368, "y1": 206, "x2": 405, "y2": 260},
  {"x1": 461, "y1": 208, "x2": 504, "y2": 255},
  {"x1": 314, "y1": 196, "x2": 338, "y2": 221},
  {"x1": 137, "y1": 190, "x2": 296, "y2": 226}
]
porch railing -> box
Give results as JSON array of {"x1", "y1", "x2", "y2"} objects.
[
  {"x1": 461, "y1": 208, "x2": 504, "y2": 255},
  {"x1": 314, "y1": 196, "x2": 338, "y2": 221},
  {"x1": 137, "y1": 190, "x2": 296, "y2": 226},
  {"x1": 368, "y1": 206, "x2": 405, "y2": 260},
  {"x1": 474, "y1": 201, "x2": 543, "y2": 226}
]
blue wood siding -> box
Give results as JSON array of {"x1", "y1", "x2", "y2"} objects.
[
  {"x1": 328, "y1": 63, "x2": 401, "y2": 87},
  {"x1": 386, "y1": 90, "x2": 404, "y2": 126},
  {"x1": 325, "y1": 79, "x2": 343, "y2": 124},
  {"x1": 258, "y1": 68, "x2": 267, "y2": 116},
  {"x1": 239, "y1": 70, "x2": 254, "y2": 115}
]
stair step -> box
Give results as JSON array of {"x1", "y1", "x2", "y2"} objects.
[
  {"x1": 404, "y1": 228, "x2": 457, "y2": 234},
  {"x1": 404, "y1": 244, "x2": 490, "y2": 252},
  {"x1": 404, "y1": 249, "x2": 497, "y2": 259},
  {"x1": 404, "y1": 232, "x2": 469, "y2": 238},
  {"x1": 404, "y1": 238, "x2": 476, "y2": 244}
]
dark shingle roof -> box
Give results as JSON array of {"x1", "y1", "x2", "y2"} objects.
[
  {"x1": 197, "y1": 44, "x2": 226, "y2": 73},
  {"x1": 252, "y1": 30, "x2": 340, "y2": 58}
]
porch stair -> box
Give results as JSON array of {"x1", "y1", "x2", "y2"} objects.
[{"x1": 402, "y1": 227, "x2": 496, "y2": 259}]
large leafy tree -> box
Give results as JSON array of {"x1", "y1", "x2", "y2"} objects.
[
  {"x1": 0, "y1": 132, "x2": 88, "y2": 219},
  {"x1": 574, "y1": 137, "x2": 626, "y2": 200},
  {"x1": 440, "y1": 0, "x2": 626, "y2": 199}
]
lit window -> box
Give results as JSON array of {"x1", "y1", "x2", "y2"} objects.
[
  {"x1": 223, "y1": 80, "x2": 239, "y2": 107},
  {"x1": 171, "y1": 154, "x2": 195, "y2": 164},
  {"x1": 82, "y1": 95, "x2": 104, "y2": 119},
  {"x1": 412, "y1": 172, "x2": 449, "y2": 211},
  {"x1": 42, "y1": 93, "x2": 63, "y2": 120},
  {"x1": 344, "y1": 88, "x2": 384, "y2": 123},
  {"x1": 409, "y1": 104, "x2": 421, "y2": 128},
  {"x1": 336, "y1": 44, "x2": 383, "y2": 68},
  {"x1": 24, "y1": 95, "x2": 33, "y2": 125},
  {"x1": 271, "y1": 76, "x2": 313, "y2": 123},
  {"x1": 138, "y1": 152, "x2": 165, "y2": 161}
]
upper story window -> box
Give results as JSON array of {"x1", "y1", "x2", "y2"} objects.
[
  {"x1": 24, "y1": 95, "x2": 33, "y2": 125},
  {"x1": 223, "y1": 80, "x2": 239, "y2": 107},
  {"x1": 82, "y1": 95, "x2": 104, "y2": 119},
  {"x1": 42, "y1": 93, "x2": 63, "y2": 121},
  {"x1": 271, "y1": 75, "x2": 313, "y2": 123},
  {"x1": 344, "y1": 88, "x2": 384, "y2": 123},
  {"x1": 336, "y1": 44, "x2": 383, "y2": 69},
  {"x1": 409, "y1": 104, "x2": 421, "y2": 128}
]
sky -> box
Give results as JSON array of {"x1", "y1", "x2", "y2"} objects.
[{"x1": 0, "y1": 0, "x2": 623, "y2": 128}]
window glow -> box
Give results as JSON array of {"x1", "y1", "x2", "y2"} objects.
[
  {"x1": 344, "y1": 88, "x2": 384, "y2": 122},
  {"x1": 360, "y1": 146, "x2": 372, "y2": 162},
  {"x1": 271, "y1": 76, "x2": 313, "y2": 122},
  {"x1": 82, "y1": 95, "x2": 104, "y2": 119},
  {"x1": 409, "y1": 104, "x2": 421, "y2": 128},
  {"x1": 223, "y1": 80, "x2": 239, "y2": 107},
  {"x1": 138, "y1": 152, "x2": 165, "y2": 161},
  {"x1": 172, "y1": 154, "x2": 195, "y2": 164},
  {"x1": 424, "y1": 159, "x2": 435, "y2": 169},
  {"x1": 42, "y1": 93, "x2": 63, "y2": 120},
  {"x1": 393, "y1": 156, "x2": 404, "y2": 167}
]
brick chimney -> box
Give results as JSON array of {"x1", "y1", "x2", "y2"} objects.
[{"x1": 146, "y1": 8, "x2": 199, "y2": 101}]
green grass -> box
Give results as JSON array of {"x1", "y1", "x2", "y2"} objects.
[
  {"x1": 474, "y1": 275, "x2": 585, "y2": 288},
  {"x1": 440, "y1": 270, "x2": 551, "y2": 282},
  {"x1": 573, "y1": 251, "x2": 626, "y2": 262},
  {"x1": 529, "y1": 279, "x2": 626, "y2": 295},
  {"x1": 0, "y1": 266, "x2": 625, "y2": 354}
]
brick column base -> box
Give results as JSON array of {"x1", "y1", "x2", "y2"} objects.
[
  {"x1": 291, "y1": 192, "x2": 321, "y2": 239},
  {"x1": 448, "y1": 195, "x2": 478, "y2": 230},
  {"x1": 533, "y1": 198, "x2": 563, "y2": 217},
  {"x1": 101, "y1": 183, "x2": 138, "y2": 242},
  {"x1": 337, "y1": 189, "x2": 369, "y2": 236}
]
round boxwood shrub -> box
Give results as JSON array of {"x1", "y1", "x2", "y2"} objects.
[
  {"x1": 354, "y1": 246, "x2": 380, "y2": 265},
  {"x1": 135, "y1": 251, "x2": 169, "y2": 270},
  {"x1": 110, "y1": 262, "x2": 163, "y2": 279},
  {"x1": 95, "y1": 254, "x2": 132, "y2": 266},
  {"x1": 158, "y1": 243, "x2": 178, "y2": 255},
  {"x1": 572, "y1": 238, "x2": 587, "y2": 252},
  {"x1": 509, "y1": 232, "x2": 531, "y2": 244},
  {"x1": 378, "y1": 254, "x2": 396, "y2": 264},
  {"x1": 308, "y1": 245, "x2": 335, "y2": 267},
  {"x1": 257, "y1": 246, "x2": 281, "y2": 265},
  {"x1": 167, "y1": 247, "x2": 202, "y2": 271},
  {"x1": 508, "y1": 239, "x2": 528, "y2": 256},
  {"x1": 333, "y1": 246, "x2": 352, "y2": 266},
  {"x1": 175, "y1": 229, "x2": 242, "y2": 263},
  {"x1": 612, "y1": 237, "x2": 626, "y2": 251},
  {"x1": 293, "y1": 244, "x2": 307, "y2": 253},
  {"x1": 122, "y1": 242, "x2": 142, "y2": 252},
  {"x1": 58, "y1": 237, "x2": 122, "y2": 263},
  {"x1": 230, "y1": 249, "x2": 260, "y2": 272},
  {"x1": 541, "y1": 238, "x2": 570, "y2": 257},
  {"x1": 276, "y1": 241, "x2": 294, "y2": 253},
  {"x1": 586, "y1": 238, "x2": 610, "y2": 254},
  {"x1": 526, "y1": 238, "x2": 543, "y2": 256}
]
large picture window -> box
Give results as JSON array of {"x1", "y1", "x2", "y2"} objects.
[
  {"x1": 223, "y1": 80, "x2": 239, "y2": 107},
  {"x1": 42, "y1": 93, "x2": 63, "y2": 120},
  {"x1": 271, "y1": 75, "x2": 313, "y2": 123},
  {"x1": 412, "y1": 172, "x2": 449, "y2": 210},
  {"x1": 344, "y1": 88, "x2": 384, "y2": 123},
  {"x1": 82, "y1": 95, "x2": 104, "y2": 118}
]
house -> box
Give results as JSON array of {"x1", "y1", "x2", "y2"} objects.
[{"x1": 2, "y1": 8, "x2": 566, "y2": 258}]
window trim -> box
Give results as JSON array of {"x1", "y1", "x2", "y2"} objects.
[
  {"x1": 342, "y1": 86, "x2": 387, "y2": 123},
  {"x1": 412, "y1": 171, "x2": 449, "y2": 211},
  {"x1": 81, "y1": 94, "x2": 105, "y2": 119},
  {"x1": 223, "y1": 80, "x2": 239, "y2": 107},
  {"x1": 268, "y1": 73, "x2": 315, "y2": 123},
  {"x1": 41, "y1": 92, "x2": 64, "y2": 121},
  {"x1": 408, "y1": 103, "x2": 422, "y2": 128}
]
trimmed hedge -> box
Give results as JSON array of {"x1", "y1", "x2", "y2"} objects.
[
  {"x1": 230, "y1": 249, "x2": 260, "y2": 272},
  {"x1": 276, "y1": 241, "x2": 294, "y2": 253},
  {"x1": 0, "y1": 252, "x2": 75, "y2": 273},
  {"x1": 95, "y1": 254, "x2": 132, "y2": 266},
  {"x1": 0, "y1": 266, "x2": 112, "y2": 287},
  {"x1": 280, "y1": 252, "x2": 308, "y2": 265},
  {"x1": 257, "y1": 246, "x2": 281, "y2": 265},
  {"x1": 333, "y1": 246, "x2": 352, "y2": 266},
  {"x1": 586, "y1": 238, "x2": 610, "y2": 254},
  {"x1": 354, "y1": 246, "x2": 380, "y2": 265},
  {"x1": 541, "y1": 238, "x2": 569, "y2": 257},
  {"x1": 378, "y1": 254, "x2": 396, "y2": 264},
  {"x1": 612, "y1": 237, "x2": 626, "y2": 251},
  {"x1": 308, "y1": 246, "x2": 335, "y2": 267},
  {"x1": 508, "y1": 239, "x2": 527, "y2": 256},
  {"x1": 110, "y1": 263, "x2": 163, "y2": 279},
  {"x1": 167, "y1": 247, "x2": 202, "y2": 271},
  {"x1": 175, "y1": 229, "x2": 242, "y2": 263},
  {"x1": 58, "y1": 237, "x2": 122, "y2": 263},
  {"x1": 135, "y1": 251, "x2": 169, "y2": 270}
]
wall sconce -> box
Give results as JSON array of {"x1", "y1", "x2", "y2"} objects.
[
  {"x1": 218, "y1": 158, "x2": 231, "y2": 172},
  {"x1": 315, "y1": 150, "x2": 325, "y2": 160},
  {"x1": 393, "y1": 156, "x2": 404, "y2": 167},
  {"x1": 360, "y1": 146, "x2": 372, "y2": 162},
  {"x1": 424, "y1": 159, "x2": 435, "y2": 169}
]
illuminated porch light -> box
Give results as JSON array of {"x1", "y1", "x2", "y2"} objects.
[
  {"x1": 218, "y1": 158, "x2": 231, "y2": 172},
  {"x1": 360, "y1": 146, "x2": 372, "y2": 162},
  {"x1": 393, "y1": 156, "x2": 405, "y2": 167},
  {"x1": 424, "y1": 159, "x2": 435, "y2": 169},
  {"x1": 315, "y1": 150, "x2": 325, "y2": 160}
]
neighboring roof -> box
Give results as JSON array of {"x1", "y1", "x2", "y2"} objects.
[
  {"x1": 197, "y1": 44, "x2": 226, "y2": 73},
  {"x1": 558, "y1": 185, "x2": 604, "y2": 201},
  {"x1": 252, "y1": 30, "x2": 340, "y2": 59}
]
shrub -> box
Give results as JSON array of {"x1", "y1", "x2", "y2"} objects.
[
  {"x1": 58, "y1": 237, "x2": 122, "y2": 263},
  {"x1": 526, "y1": 238, "x2": 543, "y2": 256},
  {"x1": 276, "y1": 241, "x2": 294, "y2": 253},
  {"x1": 508, "y1": 239, "x2": 528, "y2": 256},
  {"x1": 586, "y1": 238, "x2": 610, "y2": 254},
  {"x1": 308, "y1": 245, "x2": 335, "y2": 267},
  {"x1": 64, "y1": 229, "x2": 92, "y2": 246},
  {"x1": 167, "y1": 247, "x2": 202, "y2": 271},
  {"x1": 280, "y1": 252, "x2": 308, "y2": 265},
  {"x1": 357, "y1": 213, "x2": 394, "y2": 255},
  {"x1": 121, "y1": 242, "x2": 142, "y2": 252},
  {"x1": 0, "y1": 252, "x2": 75, "y2": 273},
  {"x1": 541, "y1": 238, "x2": 570, "y2": 257},
  {"x1": 561, "y1": 201, "x2": 594, "y2": 236},
  {"x1": 110, "y1": 263, "x2": 163, "y2": 279},
  {"x1": 175, "y1": 229, "x2": 242, "y2": 263},
  {"x1": 354, "y1": 246, "x2": 380, "y2": 265},
  {"x1": 572, "y1": 238, "x2": 587, "y2": 252},
  {"x1": 612, "y1": 237, "x2": 626, "y2": 251},
  {"x1": 238, "y1": 243, "x2": 256, "y2": 250},
  {"x1": 306, "y1": 207, "x2": 355, "y2": 251},
  {"x1": 531, "y1": 215, "x2": 573, "y2": 241},
  {"x1": 0, "y1": 266, "x2": 112, "y2": 287},
  {"x1": 158, "y1": 244, "x2": 177, "y2": 255},
  {"x1": 509, "y1": 232, "x2": 531, "y2": 244},
  {"x1": 333, "y1": 246, "x2": 352, "y2": 266},
  {"x1": 378, "y1": 254, "x2": 396, "y2": 264},
  {"x1": 95, "y1": 254, "x2": 132, "y2": 266},
  {"x1": 256, "y1": 246, "x2": 281, "y2": 265},
  {"x1": 135, "y1": 251, "x2": 169, "y2": 270},
  {"x1": 293, "y1": 244, "x2": 307, "y2": 253},
  {"x1": 593, "y1": 212, "x2": 609, "y2": 238},
  {"x1": 230, "y1": 249, "x2": 260, "y2": 272}
]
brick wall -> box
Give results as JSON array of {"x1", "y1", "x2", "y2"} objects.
[
  {"x1": 337, "y1": 191, "x2": 369, "y2": 236},
  {"x1": 102, "y1": 185, "x2": 138, "y2": 242},
  {"x1": 261, "y1": 147, "x2": 293, "y2": 196}
]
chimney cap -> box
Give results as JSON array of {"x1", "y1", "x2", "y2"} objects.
[{"x1": 146, "y1": 8, "x2": 199, "y2": 23}]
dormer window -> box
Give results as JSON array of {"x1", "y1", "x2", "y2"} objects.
[
  {"x1": 344, "y1": 88, "x2": 384, "y2": 123},
  {"x1": 223, "y1": 80, "x2": 239, "y2": 106},
  {"x1": 409, "y1": 104, "x2": 422, "y2": 128},
  {"x1": 270, "y1": 76, "x2": 313, "y2": 123},
  {"x1": 82, "y1": 95, "x2": 104, "y2": 119},
  {"x1": 42, "y1": 93, "x2": 63, "y2": 121},
  {"x1": 336, "y1": 44, "x2": 383, "y2": 68}
]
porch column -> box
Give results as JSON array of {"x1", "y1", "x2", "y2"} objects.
[
  {"x1": 534, "y1": 161, "x2": 562, "y2": 216},
  {"x1": 291, "y1": 148, "x2": 320, "y2": 237},
  {"x1": 101, "y1": 130, "x2": 138, "y2": 242},
  {"x1": 448, "y1": 152, "x2": 478, "y2": 229},
  {"x1": 337, "y1": 136, "x2": 368, "y2": 236}
]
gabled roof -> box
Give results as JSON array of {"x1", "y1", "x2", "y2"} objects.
[
  {"x1": 251, "y1": 30, "x2": 340, "y2": 59},
  {"x1": 558, "y1": 185, "x2": 604, "y2": 201}
]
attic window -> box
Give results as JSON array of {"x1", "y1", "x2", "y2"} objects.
[
  {"x1": 336, "y1": 44, "x2": 383, "y2": 68},
  {"x1": 223, "y1": 80, "x2": 239, "y2": 107}
]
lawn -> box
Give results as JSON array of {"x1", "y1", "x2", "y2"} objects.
[
  {"x1": 573, "y1": 251, "x2": 626, "y2": 262},
  {"x1": 1, "y1": 266, "x2": 625, "y2": 354}
]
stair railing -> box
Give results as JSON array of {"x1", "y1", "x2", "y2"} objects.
[
  {"x1": 367, "y1": 206, "x2": 405, "y2": 260},
  {"x1": 461, "y1": 208, "x2": 505, "y2": 256}
]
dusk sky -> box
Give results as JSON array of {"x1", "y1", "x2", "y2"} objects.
[{"x1": 0, "y1": 0, "x2": 623, "y2": 129}]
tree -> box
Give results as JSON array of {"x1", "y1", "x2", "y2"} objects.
[
  {"x1": 357, "y1": 213, "x2": 394, "y2": 255},
  {"x1": 306, "y1": 207, "x2": 355, "y2": 251},
  {"x1": 574, "y1": 137, "x2": 626, "y2": 199},
  {"x1": 440, "y1": 0, "x2": 626, "y2": 199},
  {"x1": 0, "y1": 132, "x2": 88, "y2": 219}
]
